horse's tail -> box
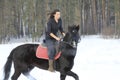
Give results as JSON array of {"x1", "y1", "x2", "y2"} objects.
[{"x1": 3, "y1": 50, "x2": 14, "y2": 80}]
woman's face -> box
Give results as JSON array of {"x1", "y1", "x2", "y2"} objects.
[{"x1": 54, "y1": 12, "x2": 60, "y2": 20}]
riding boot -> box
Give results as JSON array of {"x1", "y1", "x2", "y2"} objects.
[{"x1": 48, "y1": 60, "x2": 55, "y2": 72}]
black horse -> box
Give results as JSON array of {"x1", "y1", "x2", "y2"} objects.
[{"x1": 3, "y1": 25, "x2": 80, "y2": 80}]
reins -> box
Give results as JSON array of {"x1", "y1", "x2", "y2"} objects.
[{"x1": 60, "y1": 41, "x2": 77, "y2": 49}]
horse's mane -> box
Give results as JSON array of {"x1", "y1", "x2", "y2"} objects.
[{"x1": 63, "y1": 32, "x2": 71, "y2": 42}]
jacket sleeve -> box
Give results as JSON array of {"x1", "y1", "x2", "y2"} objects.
[{"x1": 46, "y1": 20, "x2": 52, "y2": 35}]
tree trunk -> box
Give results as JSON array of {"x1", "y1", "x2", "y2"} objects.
[{"x1": 92, "y1": 0, "x2": 97, "y2": 34}]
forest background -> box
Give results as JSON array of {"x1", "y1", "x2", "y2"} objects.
[{"x1": 0, "y1": 0, "x2": 120, "y2": 43}]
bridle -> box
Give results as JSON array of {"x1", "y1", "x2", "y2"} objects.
[{"x1": 59, "y1": 32, "x2": 80, "y2": 49}]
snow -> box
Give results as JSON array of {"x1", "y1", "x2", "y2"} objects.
[{"x1": 0, "y1": 35, "x2": 120, "y2": 80}]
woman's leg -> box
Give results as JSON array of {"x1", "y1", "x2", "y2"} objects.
[{"x1": 46, "y1": 40, "x2": 56, "y2": 72}]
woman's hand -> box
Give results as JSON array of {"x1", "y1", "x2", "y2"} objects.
[
  {"x1": 50, "y1": 33, "x2": 61, "y2": 41},
  {"x1": 62, "y1": 32, "x2": 65, "y2": 37}
]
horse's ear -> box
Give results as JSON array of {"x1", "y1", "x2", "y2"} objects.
[{"x1": 76, "y1": 25, "x2": 79, "y2": 31}]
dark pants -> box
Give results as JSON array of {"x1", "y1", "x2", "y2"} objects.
[{"x1": 46, "y1": 39, "x2": 57, "y2": 60}]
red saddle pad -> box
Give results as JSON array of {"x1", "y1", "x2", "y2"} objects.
[{"x1": 36, "y1": 45, "x2": 61, "y2": 60}]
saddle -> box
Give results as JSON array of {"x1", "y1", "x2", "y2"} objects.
[{"x1": 36, "y1": 43, "x2": 61, "y2": 60}]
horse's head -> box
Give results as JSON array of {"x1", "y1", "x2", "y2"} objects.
[{"x1": 62, "y1": 25, "x2": 80, "y2": 48}]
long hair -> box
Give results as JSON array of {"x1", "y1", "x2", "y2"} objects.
[{"x1": 49, "y1": 9, "x2": 60, "y2": 19}]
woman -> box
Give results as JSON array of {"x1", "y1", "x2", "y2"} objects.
[{"x1": 45, "y1": 9, "x2": 65, "y2": 72}]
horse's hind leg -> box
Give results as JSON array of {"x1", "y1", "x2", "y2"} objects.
[
  {"x1": 23, "y1": 72, "x2": 36, "y2": 80},
  {"x1": 11, "y1": 70, "x2": 21, "y2": 80},
  {"x1": 22, "y1": 66, "x2": 36, "y2": 80},
  {"x1": 11, "y1": 63, "x2": 22, "y2": 80}
]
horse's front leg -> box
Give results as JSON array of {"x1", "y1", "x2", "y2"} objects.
[
  {"x1": 67, "y1": 71, "x2": 79, "y2": 80},
  {"x1": 60, "y1": 73, "x2": 66, "y2": 80}
]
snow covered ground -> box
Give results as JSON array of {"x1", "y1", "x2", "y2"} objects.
[{"x1": 0, "y1": 35, "x2": 120, "y2": 80}]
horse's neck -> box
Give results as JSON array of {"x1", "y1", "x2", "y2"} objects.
[{"x1": 63, "y1": 32, "x2": 71, "y2": 42}]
